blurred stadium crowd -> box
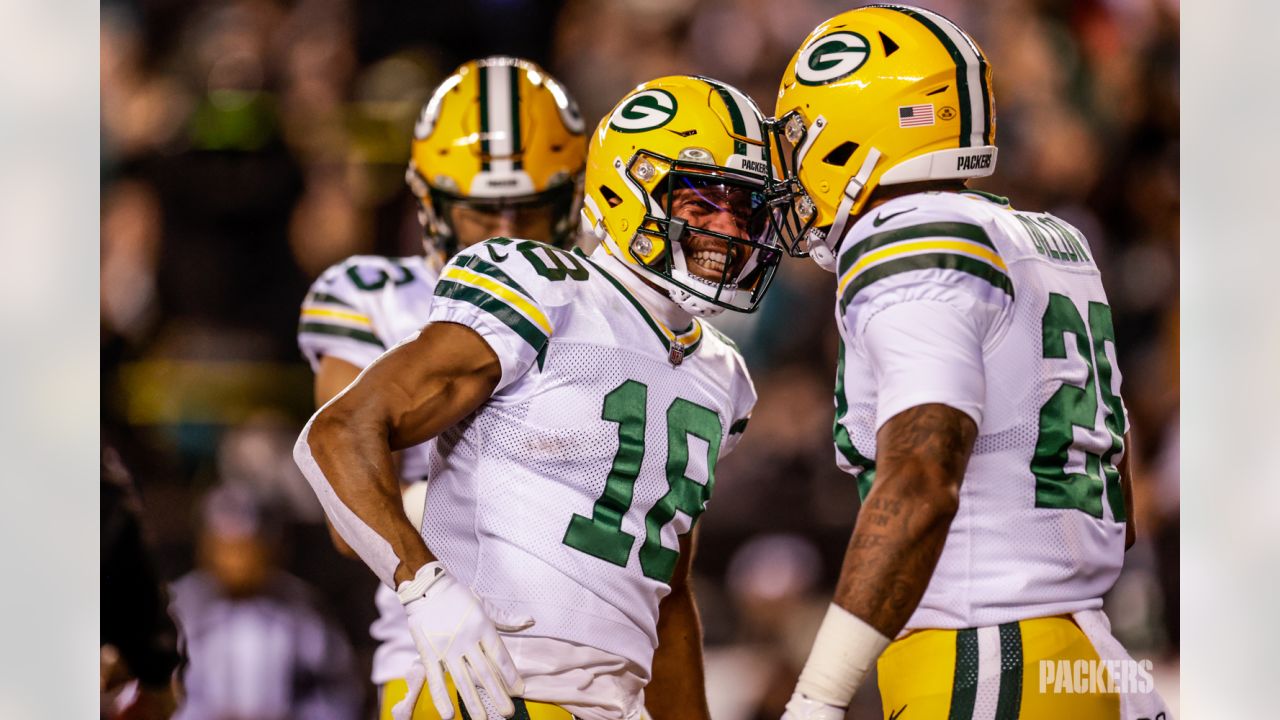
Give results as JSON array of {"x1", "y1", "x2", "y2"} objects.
[{"x1": 100, "y1": 0, "x2": 1179, "y2": 717}]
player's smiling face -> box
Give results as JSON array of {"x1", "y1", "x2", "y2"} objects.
[{"x1": 665, "y1": 179, "x2": 760, "y2": 281}]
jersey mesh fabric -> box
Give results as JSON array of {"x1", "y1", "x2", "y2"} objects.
[
  {"x1": 834, "y1": 192, "x2": 1128, "y2": 630},
  {"x1": 420, "y1": 240, "x2": 755, "y2": 677}
]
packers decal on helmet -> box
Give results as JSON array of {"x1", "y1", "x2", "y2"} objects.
[
  {"x1": 795, "y1": 32, "x2": 871, "y2": 86},
  {"x1": 608, "y1": 90, "x2": 679, "y2": 133}
]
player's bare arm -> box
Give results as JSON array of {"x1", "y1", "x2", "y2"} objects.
[
  {"x1": 834, "y1": 402, "x2": 977, "y2": 637},
  {"x1": 312, "y1": 355, "x2": 365, "y2": 557},
  {"x1": 304, "y1": 321, "x2": 500, "y2": 584},
  {"x1": 314, "y1": 355, "x2": 363, "y2": 408},
  {"x1": 647, "y1": 531, "x2": 711, "y2": 720}
]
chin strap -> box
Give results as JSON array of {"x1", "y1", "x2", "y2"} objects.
[
  {"x1": 811, "y1": 148, "x2": 882, "y2": 273},
  {"x1": 668, "y1": 286, "x2": 727, "y2": 318}
]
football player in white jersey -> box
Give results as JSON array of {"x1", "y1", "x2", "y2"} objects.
[
  {"x1": 294, "y1": 75, "x2": 788, "y2": 720},
  {"x1": 297, "y1": 56, "x2": 587, "y2": 720},
  {"x1": 767, "y1": 6, "x2": 1171, "y2": 720}
]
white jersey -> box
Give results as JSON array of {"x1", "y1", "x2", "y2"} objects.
[
  {"x1": 832, "y1": 190, "x2": 1129, "y2": 630},
  {"x1": 297, "y1": 254, "x2": 439, "y2": 684},
  {"x1": 422, "y1": 239, "x2": 756, "y2": 678}
]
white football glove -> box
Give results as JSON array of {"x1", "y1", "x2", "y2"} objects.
[
  {"x1": 781, "y1": 692, "x2": 847, "y2": 720},
  {"x1": 391, "y1": 562, "x2": 534, "y2": 720}
]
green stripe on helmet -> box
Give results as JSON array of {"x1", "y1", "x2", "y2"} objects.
[
  {"x1": 478, "y1": 65, "x2": 491, "y2": 170},
  {"x1": 888, "y1": 5, "x2": 974, "y2": 147},
  {"x1": 702, "y1": 77, "x2": 749, "y2": 156},
  {"x1": 509, "y1": 64, "x2": 523, "y2": 170}
]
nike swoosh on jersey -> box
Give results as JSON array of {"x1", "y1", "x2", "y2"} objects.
[
  {"x1": 889, "y1": 705, "x2": 908, "y2": 720},
  {"x1": 873, "y1": 207, "x2": 917, "y2": 227}
]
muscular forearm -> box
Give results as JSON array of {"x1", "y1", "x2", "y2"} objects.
[
  {"x1": 300, "y1": 407, "x2": 434, "y2": 587},
  {"x1": 647, "y1": 584, "x2": 710, "y2": 720},
  {"x1": 791, "y1": 405, "x2": 976, "y2": 710},
  {"x1": 295, "y1": 324, "x2": 501, "y2": 589},
  {"x1": 834, "y1": 403, "x2": 975, "y2": 637},
  {"x1": 833, "y1": 479, "x2": 958, "y2": 638}
]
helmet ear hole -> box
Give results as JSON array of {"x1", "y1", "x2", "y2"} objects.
[
  {"x1": 599, "y1": 185, "x2": 624, "y2": 208},
  {"x1": 822, "y1": 141, "x2": 860, "y2": 167},
  {"x1": 879, "y1": 31, "x2": 899, "y2": 57}
]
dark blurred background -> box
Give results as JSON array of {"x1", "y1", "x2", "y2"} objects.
[{"x1": 100, "y1": 0, "x2": 1179, "y2": 717}]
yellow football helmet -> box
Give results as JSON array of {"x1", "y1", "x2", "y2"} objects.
[
  {"x1": 582, "y1": 75, "x2": 786, "y2": 316},
  {"x1": 773, "y1": 4, "x2": 997, "y2": 270},
  {"x1": 405, "y1": 56, "x2": 587, "y2": 256}
]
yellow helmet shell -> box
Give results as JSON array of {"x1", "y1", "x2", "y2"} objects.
[
  {"x1": 582, "y1": 75, "x2": 780, "y2": 315},
  {"x1": 776, "y1": 4, "x2": 997, "y2": 229},
  {"x1": 406, "y1": 56, "x2": 586, "y2": 247}
]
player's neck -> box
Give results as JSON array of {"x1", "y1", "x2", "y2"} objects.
[{"x1": 591, "y1": 246, "x2": 693, "y2": 329}]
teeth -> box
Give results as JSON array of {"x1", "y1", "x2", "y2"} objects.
[{"x1": 691, "y1": 250, "x2": 729, "y2": 273}]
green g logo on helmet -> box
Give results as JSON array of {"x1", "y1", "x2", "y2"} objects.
[
  {"x1": 796, "y1": 31, "x2": 870, "y2": 86},
  {"x1": 609, "y1": 89, "x2": 678, "y2": 133}
]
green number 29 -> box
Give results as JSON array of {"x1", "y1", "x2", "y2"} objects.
[
  {"x1": 1031, "y1": 293, "x2": 1127, "y2": 521},
  {"x1": 563, "y1": 380, "x2": 722, "y2": 583}
]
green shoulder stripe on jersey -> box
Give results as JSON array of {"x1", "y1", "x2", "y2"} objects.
[
  {"x1": 298, "y1": 322, "x2": 384, "y2": 348},
  {"x1": 833, "y1": 343, "x2": 876, "y2": 500},
  {"x1": 729, "y1": 417, "x2": 750, "y2": 435},
  {"x1": 435, "y1": 279, "x2": 549, "y2": 353},
  {"x1": 995, "y1": 622, "x2": 1024, "y2": 720},
  {"x1": 840, "y1": 253, "x2": 1013, "y2": 312},
  {"x1": 839, "y1": 221, "x2": 998, "y2": 276},
  {"x1": 948, "y1": 628, "x2": 980, "y2": 720},
  {"x1": 305, "y1": 291, "x2": 355, "y2": 309},
  {"x1": 453, "y1": 253, "x2": 535, "y2": 300}
]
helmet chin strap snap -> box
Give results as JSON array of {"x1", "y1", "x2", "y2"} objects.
[
  {"x1": 811, "y1": 147, "x2": 882, "y2": 273},
  {"x1": 668, "y1": 217, "x2": 688, "y2": 245}
]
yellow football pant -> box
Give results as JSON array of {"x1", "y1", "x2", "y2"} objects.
[
  {"x1": 380, "y1": 676, "x2": 575, "y2": 720},
  {"x1": 876, "y1": 615, "x2": 1121, "y2": 719}
]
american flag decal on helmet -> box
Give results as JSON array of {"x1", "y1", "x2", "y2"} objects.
[{"x1": 899, "y1": 104, "x2": 935, "y2": 128}]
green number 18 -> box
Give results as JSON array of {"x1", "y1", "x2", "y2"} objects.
[{"x1": 563, "y1": 380, "x2": 722, "y2": 582}]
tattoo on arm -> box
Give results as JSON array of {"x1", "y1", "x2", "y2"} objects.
[{"x1": 833, "y1": 403, "x2": 977, "y2": 638}]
